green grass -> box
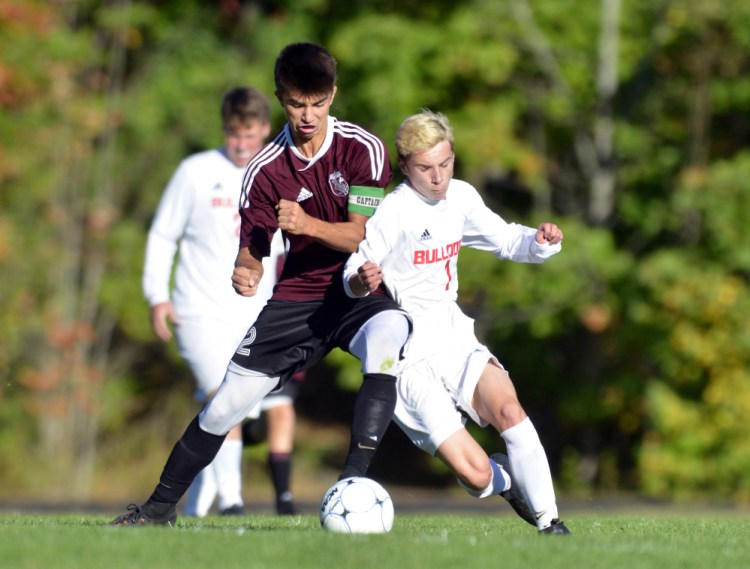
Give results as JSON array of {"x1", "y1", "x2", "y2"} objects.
[{"x1": 1, "y1": 512, "x2": 749, "y2": 569}]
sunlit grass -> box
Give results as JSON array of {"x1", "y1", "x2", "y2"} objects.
[{"x1": 1, "y1": 512, "x2": 749, "y2": 569}]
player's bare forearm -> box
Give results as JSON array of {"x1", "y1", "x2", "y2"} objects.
[
  {"x1": 232, "y1": 246, "x2": 264, "y2": 297},
  {"x1": 310, "y1": 218, "x2": 366, "y2": 252},
  {"x1": 276, "y1": 198, "x2": 366, "y2": 252}
]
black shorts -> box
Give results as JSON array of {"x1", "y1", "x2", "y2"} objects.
[{"x1": 230, "y1": 294, "x2": 406, "y2": 385}]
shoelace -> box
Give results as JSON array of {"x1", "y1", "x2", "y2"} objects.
[{"x1": 120, "y1": 504, "x2": 143, "y2": 523}]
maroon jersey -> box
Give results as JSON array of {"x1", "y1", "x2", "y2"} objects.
[{"x1": 239, "y1": 116, "x2": 393, "y2": 301}]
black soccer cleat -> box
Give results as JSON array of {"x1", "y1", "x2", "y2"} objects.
[
  {"x1": 276, "y1": 497, "x2": 296, "y2": 516},
  {"x1": 539, "y1": 519, "x2": 571, "y2": 535},
  {"x1": 219, "y1": 504, "x2": 246, "y2": 516},
  {"x1": 490, "y1": 452, "x2": 537, "y2": 527},
  {"x1": 110, "y1": 502, "x2": 177, "y2": 527}
]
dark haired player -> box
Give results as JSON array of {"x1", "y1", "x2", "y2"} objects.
[{"x1": 112, "y1": 42, "x2": 410, "y2": 526}]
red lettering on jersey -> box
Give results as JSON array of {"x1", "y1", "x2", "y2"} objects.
[
  {"x1": 413, "y1": 240, "x2": 462, "y2": 265},
  {"x1": 212, "y1": 197, "x2": 235, "y2": 207}
]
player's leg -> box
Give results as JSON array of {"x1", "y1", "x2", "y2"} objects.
[
  {"x1": 264, "y1": 401, "x2": 296, "y2": 514},
  {"x1": 435, "y1": 432, "x2": 537, "y2": 526},
  {"x1": 213, "y1": 421, "x2": 245, "y2": 515},
  {"x1": 471, "y1": 360, "x2": 567, "y2": 533},
  {"x1": 341, "y1": 305, "x2": 411, "y2": 479},
  {"x1": 184, "y1": 390, "x2": 245, "y2": 516},
  {"x1": 393, "y1": 359, "x2": 511, "y2": 499},
  {"x1": 172, "y1": 318, "x2": 225, "y2": 517},
  {"x1": 175, "y1": 318, "x2": 247, "y2": 516},
  {"x1": 111, "y1": 320, "x2": 283, "y2": 525},
  {"x1": 262, "y1": 372, "x2": 301, "y2": 514},
  {"x1": 110, "y1": 367, "x2": 279, "y2": 525},
  {"x1": 152, "y1": 302, "x2": 317, "y2": 512},
  {"x1": 182, "y1": 467, "x2": 217, "y2": 517},
  {"x1": 435, "y1": 429, "x2": 510, "y2": 496}
]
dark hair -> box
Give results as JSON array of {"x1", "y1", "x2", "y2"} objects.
[
  {"x1": 220, "y1": 86, "x2": 270, "y2": 127},
  {"x1": 274, "y1": 42, "x2": 337, "y2": 96}
]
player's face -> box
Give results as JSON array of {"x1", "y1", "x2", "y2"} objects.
[
  {"x1": 276, "y1": 87, "x2": 337, "y2": 152},
  {"x1": 224, "y1": 120, "x2": 271, "y2": 167},
  {"x1": 400, "y1": 140, "x2": 455, "y2": 201}
]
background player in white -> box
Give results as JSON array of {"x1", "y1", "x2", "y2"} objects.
[
  {"x1": 343, "y1": 109, "x2": 570, "y2": 535},
  {"x1": 143, "y1": 86, "x2": 297, "y2": 516}
]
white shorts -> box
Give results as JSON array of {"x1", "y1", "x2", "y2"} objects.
[
  {"x1": 393, "y1": 344, "x2": 501, "y2": 455},
  {"x1": 176, "y1": 315, "x2": 295, "y2": 420},
  {"x1": 174, "y1": 315, "x2": 249, "y2": 400}
]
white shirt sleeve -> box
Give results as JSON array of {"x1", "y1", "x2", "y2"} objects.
[
  {"x1": 343, "y1": 197, "x2": 400, "y2": 298},
  {"x1": 142, "y1": 161, "x2": 195, "y2": 306},
  {"x1": 460, "y1": 184, "x2": 561, "y2": 263}
]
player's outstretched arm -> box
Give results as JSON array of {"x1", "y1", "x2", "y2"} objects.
[
  {"x1": 232, "y1": 246, "x2": 265, "y2": 297},
  {"x1": 276, "y1": 198, "x2": 366, "y2": 253}
]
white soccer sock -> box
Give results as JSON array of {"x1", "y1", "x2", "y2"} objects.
[
  {"x1": 501, "y1": 417, "x2": 559, "y2": 529},
  {"x1": 182, "y1": 466, "x2": 218, "y2": 517},
  {"x1": 489, "y1": 457, "x2": 512, "y2": 494},
  {"x1": 213, "y1": 439, "x2": 244, "y2": 510}
]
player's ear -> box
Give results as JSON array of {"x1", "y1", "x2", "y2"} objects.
[
  {"x1": 329, "y1": 85, "x2": 337, "y2": 105},
  {"x1": 397, "y1": 157, "x2": 408, "y2": 176}
]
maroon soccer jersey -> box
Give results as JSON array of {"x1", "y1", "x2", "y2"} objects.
[{"x1": 239, "y1": 116, "x2": 393, "y2": 301}]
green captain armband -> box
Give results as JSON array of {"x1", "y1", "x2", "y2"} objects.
[{"x1": 348, "y1": 185, "x2": 384, "y2": 216}]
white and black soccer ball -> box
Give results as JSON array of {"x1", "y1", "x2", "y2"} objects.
[{"x1": 319, "y1": 476, "x2": 394, "y2": 534}]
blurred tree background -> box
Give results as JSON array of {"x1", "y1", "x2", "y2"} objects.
[{"x1": 2, "y1": 0, "x2": 750, "y2": 505}]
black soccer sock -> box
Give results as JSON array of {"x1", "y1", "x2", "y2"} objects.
[
  {"x1": 340, "y1": 373, "x2": 397, "y2": 480},
  {"x1": 148, "y1": 415, "x2": 227, "y2": 505},
  {"x1": 268, "y1": 452, "x2": 294, "y2": 514}
]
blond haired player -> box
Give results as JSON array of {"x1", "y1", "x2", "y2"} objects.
[{"x1": 344, "y1": 110, "x2": 570, "y2": 535}]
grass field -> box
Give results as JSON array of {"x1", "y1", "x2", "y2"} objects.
[{"x1": 1, "y1": 511, "x2": 748, "y2": 569}]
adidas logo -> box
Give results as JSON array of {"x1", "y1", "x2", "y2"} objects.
[
  {"x1": 212, "y1": 183, "x2": 223, "y2": 191},
  {"x1": 419, "y1": 229, "x2": 432, "y2": 241},
  {"x1": 297, "y1": 187, "x2": 313, "y2": 202}
]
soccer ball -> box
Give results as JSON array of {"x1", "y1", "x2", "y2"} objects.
[{"x1": 319, "y1": 476, "x2": 394, "y2": 534}]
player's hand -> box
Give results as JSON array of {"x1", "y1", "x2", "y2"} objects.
[
  {"x1": 535, "y1": 223, "x2": 563, "y2": 245},
  {"x1": 277, "y1": 198, "x2": 310, "y2": 235},
  {"x1": 232, "y1": 266, "x2": 261, "y2": 297},
  {"x1": 150, "y1": 301, "x2": 178, "y2": 342},
  {"x1": 354, "y1": 261, "x2": 383, "y2": 294}
]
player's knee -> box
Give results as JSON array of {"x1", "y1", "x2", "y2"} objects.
[
  {"x1": 498, "y1": 398, "x2": 527, "y2": 430},
  {"x1": 268, "y1": 403, "x2": 295, "y2": 424},
  {"x1": 371, "y1": 311, "x2": 410, "y2": 346},
  {"x1": 198, "y1": 403, "x2": 234, "y2": 436},
  {"x1": 352, "y1": 310, "x2": 411, "y2": 375},
  {"x1": 199, "y1": 367, "x2": 279, "y2": 436},
  {"x1": 457, "y1": 462, "x2": 492, "y2": 495}
]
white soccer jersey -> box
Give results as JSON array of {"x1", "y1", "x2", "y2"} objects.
[
  {"x1": 343, "y1": 178, "x2": 560, "y2": 365},
  {"x1": 143, "y1": 149, "x2": 281, "y2": 320}
]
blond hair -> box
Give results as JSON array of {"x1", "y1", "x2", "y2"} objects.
[{"x1": 395, "y1": 109, "x2": 454, "y2": 159}]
